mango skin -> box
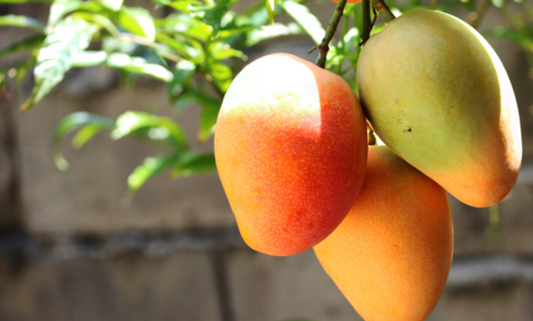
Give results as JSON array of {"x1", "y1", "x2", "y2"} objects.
[
  {"x1": 357, "y1": 10, "x2": 522, "y2": 208},
  {"x1": 314, "y1": 146, "x2": 453, "y2": 321},
  {"x1": 215, "y1": 53, "x2": 368, "y2": 256},
  {"x1": 331, "y1": 0, "x2": 361, "y2": 3}
]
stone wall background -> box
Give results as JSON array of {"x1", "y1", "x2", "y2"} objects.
[{"x1": 1, "y1": 0, "x2": 533, "y2": 320}]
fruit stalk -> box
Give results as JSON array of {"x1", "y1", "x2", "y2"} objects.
[
  {"x1": 315, "y1": 0, "x2": 348, "y2": 69},
  {"x1": 360, "y1": 0, "x2": 372, "y2": 45},
  {"x1": 371, "y1": 0, "x2": 395, "y2": 23}
]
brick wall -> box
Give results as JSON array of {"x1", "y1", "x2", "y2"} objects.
[{"x1": 1, "y1": 1, "x2": 533, "y2": 320}]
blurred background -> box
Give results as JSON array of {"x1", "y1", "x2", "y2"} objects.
[{"x1": 1, "y1": 0, "x2": 533, "y2": 320}]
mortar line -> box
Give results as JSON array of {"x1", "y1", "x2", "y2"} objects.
[{"x1": 210, "y1": 250, "x2": 236, "y2": 321}]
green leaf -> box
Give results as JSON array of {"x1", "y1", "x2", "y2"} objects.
[
  {"x1": 69, "y1": 12, "x2": 120, "y2": 36},
  {"x1": 163, "y1": 0, "x2": 202, "y2": 13},
  {"x1": 343, "y1": 27, "x2": 360, "y2": 52},
  {"x1": 48, "y1": 0, "x2": 84, "y2": 26},
  {"x1": 208, "y1": 62, "x2": 232, "y2": 92},
  {"x1": 21, "y1": 17, "x2": 97, "y2": 111},
  {"x1": 208, "y1": 41, "x2": 243, "y2": 60},
  {"x1": 247, "y1": 1, "x2": 279, "y2": 27},
  {"x1": 106, "y1": 53, "x2": 173, "y2": 82},
  {"x1": 0, "y1": 15, "x2": 46, "y2": 32},
  {"x1": 155, "y1": 13, "x2": 212, "y2": 42},
  {"x1": 174, "y1": 89, "x2": 221, "y2": 141},
  {"x1": 174, "y1": 88, "x2": 221, "y2": 110},
  {"x1": 265, "y1": 0, "x2": 279, "y2": 25},
  {"x1": 169, "y1": 59, "x2": 196, "y2": 101},
  {"x1": 70, "y1": 50, "x2": 109, "y2": 67},
  {"x1": 245, "y1": 22, "x2": 302, "y2": 47},
  {"x1": 118, "y1": 7, "x2": 156, "y2": 41},
  {"x1": 13, "y1": 59, "x2": 36, "y2": 84},
  {"x1": 101, "y1": 37, "x2": 137, "y2": 55},
  {"x1": 127, "y1": 154, "x2": 178, "y2": 195},
  {"x1": 156, "y1": 33, "x2": 204, "y2": 62},
  {"x1": 71, "y1": 51, "x2": 173, "y2": 83},
  {"x1": 71, "y1": 124, "x2": 105, "y2": 149},
  {"x1": 188, "y1": 0, "x2": 232, "y2": 34},
  {"x1": 281, "y1": 0, "x2": 325, "y2": 44},
  {"x1": 53, "y1": 112, "x2": 116, "y2": 170},
  {"x1": 0, "y1": 34, "x2": 46, "y2": 59},
  {"x1": 482, "y1": 26, "x2": 533, "y2": 50},
  {"x1": 96, "y1": 0, "x2": 123, "y2": 11},
  {"x1": 0, "y1": 0, "x2": 52, "y2": 3},
  {"x1": 198, "y1": 101, "x2": 220, "y2": 141},
  {"x1": 459, "y1": 0, "x2": 477, "y2": 13},
  {"x1": 111, "y1": 111, "x2": 189, "y2": 151},
  {"x1": 171, "y1": 151, "x2": 216, "y2": 178}
]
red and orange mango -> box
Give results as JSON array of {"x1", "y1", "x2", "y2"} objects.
[{"x1": 215, "y1": 53, "x2": 368, "y2": 256}]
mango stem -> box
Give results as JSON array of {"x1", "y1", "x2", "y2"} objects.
[{"x1": 372, "y1": 0, "x2": 395, "y2": 23}]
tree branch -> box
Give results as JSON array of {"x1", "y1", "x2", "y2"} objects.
[{"x1": 315, "y1": 0, "x2": 348, "y2": 69}]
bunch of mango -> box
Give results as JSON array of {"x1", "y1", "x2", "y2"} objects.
[{"x1": 214, "y1": 9, "x2": 522, "y2": 321}]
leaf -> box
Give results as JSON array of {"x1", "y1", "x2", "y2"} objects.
[
  {"x1": 188, "y1": 0, "x2": 232, "y2": 34},
  {"x1": 169, "y1": 59, "x2": 196, "y2": 101},
  {"x1": 343, "y1": 27, "x2": 360, "y2": 52},
  {"x1": 96, "y1": 0, "x2": 123, "y2": 11},
  {"x1": 167, "y1": 0, "x2": 202, "y2": 13},
  {"x1": 171, "y1": 151, "x2": 216, "y2": 178},
  {"x1": 48, "y1": 0, "x2": 84, "y2": 26},
  {"x1": 174, "y1": 89, "x2": 221, "y2": 141},
  {"x1": 208, "y1": 62, "x2": 232, "y2": 92},
  {"x1": 0, "y1": 0, "x2": 52, "y2": 3},
  {"x1": 482, "y1": 26, "x2": 533, "y2": 50},
  {"x1": 127, "y1": 154, "x2": 179, "y2": 195},
  {"x1": 245, "y1": 22, "x2": 302, "y2": 47},
  {"x1": 0, "y1": 34, "x2": 46, "y2": 59},
  {"x1": 71, "y1": 124, "x2": 105, "y2": 149},
  {"x1": 156, "y1": 33, "x2": 204, "y2": 62},
  {"x1": 106, "y1": 53, "x2": 173, "y2": 82},
  {"x1": 21, "y1": 17, "x2": 97, "y2": 111},
  {"x1": 208, "y1": 41, "x2": 243, "y2": 60},
  {"x1": 247, "y1": 1, "x2": 278, "y2": 27},
  {"x1": 174, "y1": 88, "x2": 221, "y2": 110},
  {"x1": 14, "y1": 59, "x2": 36, "y2": 84},
  {"x1": 155, "y1": 13, "x2": 212, "y2": 42},
  {"x1": 53, "y1": 112, "x2": 116, "y2": 170},
  {"x1": 69, "y1": 12, "x2": 120, "y2": 36},
  {"x1": 0, "y1": 15, "x2": 46, "y2": 32},
  {"x1": 280, "y1": 0, "x2": 325, "y2": 44},
  {"x1": 101, "y1": 37, "x2": 137, "y2": 55},
  {"x1": 70, "y1": 51, "x2": 173, "y2": 82},
  {"x1": 111, "y1": 111, "x2": 189, "y2": 151},
  {"x1": 70, "y1": 50, "x2": 109, "y2": 67},
  {"x1": 198, "y1": 102, "x2": 220, "y2": 141},
  {"x1": 118, "y1": 6, "x2": 156, "y2": 41},
  {"x1": 265, "y1": 0, "x2": 279, "y2": 25}
]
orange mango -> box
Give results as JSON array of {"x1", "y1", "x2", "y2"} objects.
[
  {"x1": 215, "y1": 53, "x2": 368, "y2": 256},
  {"x1": 331, "y1": 0, "x2": 362, "y2": 3},
  {"x1": 357, "y1": 10, "x2": 522, "y2": 207},
  {"x1": 314, "y1": 145, "x2": 453, "y2": 321}
]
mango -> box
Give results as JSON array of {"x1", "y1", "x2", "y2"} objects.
[
  {"x1": 356, "y1": 10, "x2": 522, "y2": 207},
  {"x1": 331, "y1": 0, "x2": 362, "y2": 3},
  {"x1": 314, "y1": 145, "x2": 453, "y2": 321},
  {"x1": 215, "y1": 53, "x2": 368, "y2": 256}
]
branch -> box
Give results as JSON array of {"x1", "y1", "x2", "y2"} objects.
[
  {"x1": 467, "y1": 0, "x2": 492, "y2": 30},
  {"x1": 315, "y1": 0, "x2": 348, "y2": 69},
  {"x1": 360, "y1": 0, "x2": 372, "y2": 45}
]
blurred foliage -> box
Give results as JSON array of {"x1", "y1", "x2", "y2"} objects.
[{"x1": 0, "y1": 0, "x2": 531, "y2": 197}]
